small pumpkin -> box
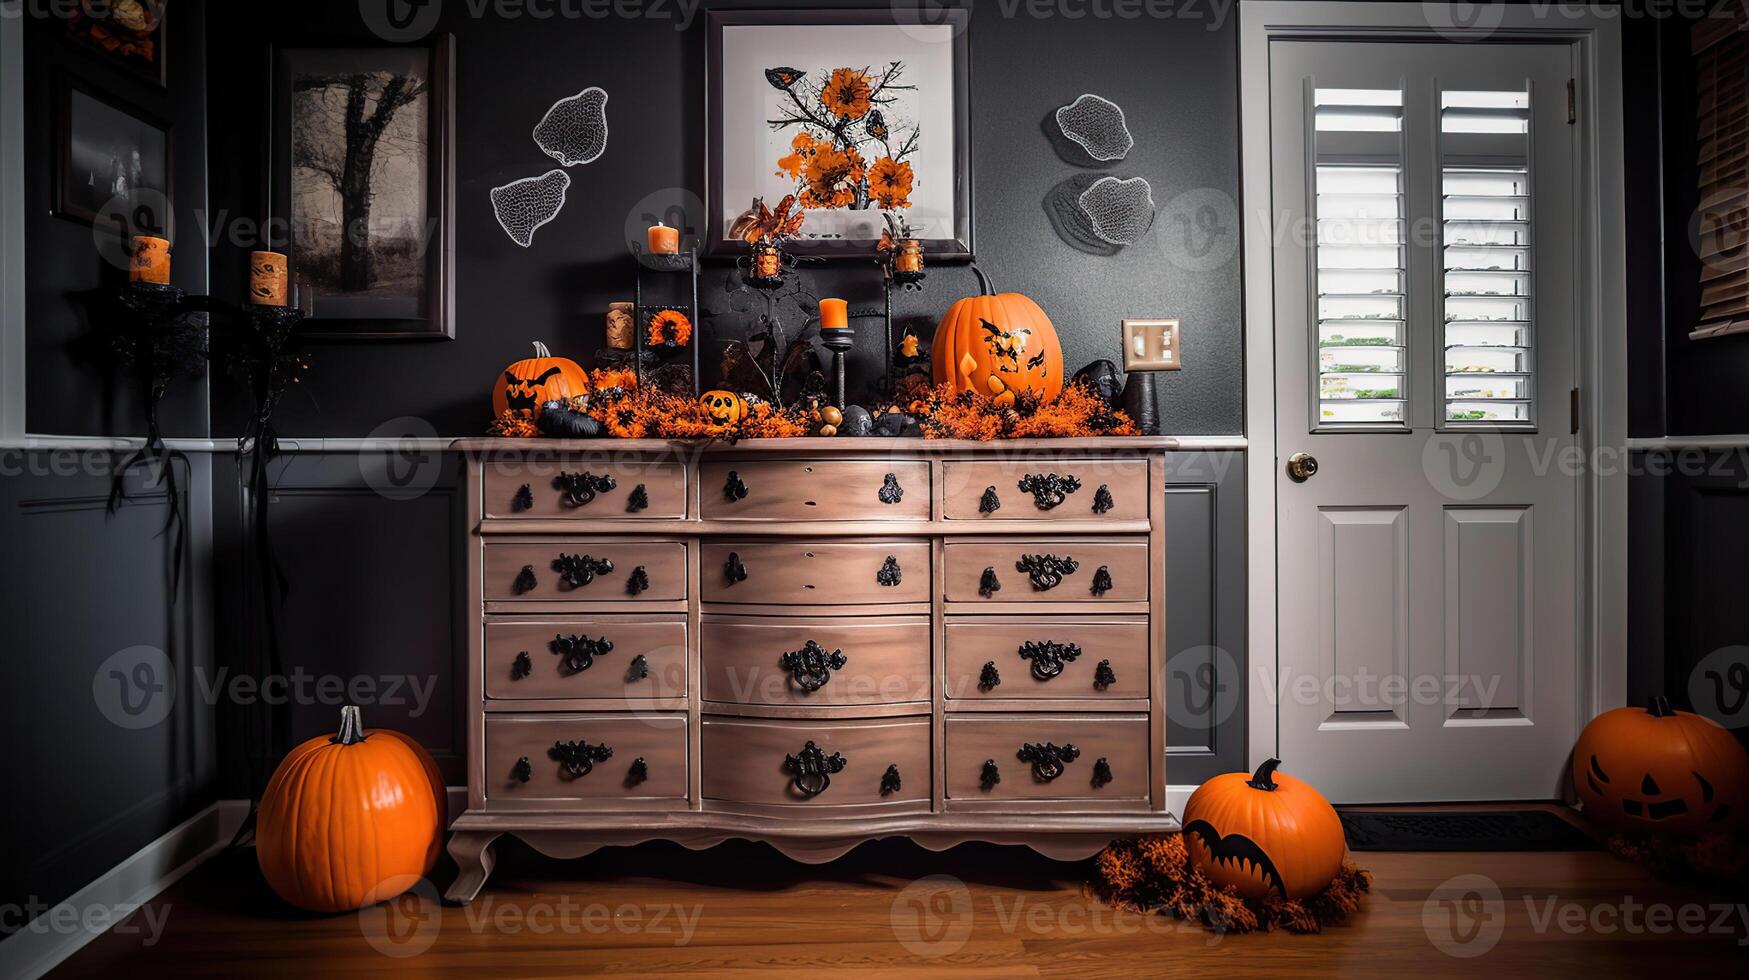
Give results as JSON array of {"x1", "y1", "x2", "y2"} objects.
[
  {"x1": 1182, "y1": 759, "x2": 1347, "y2": 900},
  {"x1": 931, "y1": 269, "x2": 1064, "y2": 407},
  {"x1": 1573, "y1": 696, "x2": 1749, "y2": 835},
  {"x1": 700, "y1": 389, "x2": 747, "y2": 425},
  {"x1": 494, "y1": 341, "x2": 589, "y2": 418},
  {"x1": 257, "y1": 706, "x2": 446, "y2": 914}
]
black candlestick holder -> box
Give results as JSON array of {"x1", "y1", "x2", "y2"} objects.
[{"x1": 819, "y1": 326, "x2": 854, "y2": 409}]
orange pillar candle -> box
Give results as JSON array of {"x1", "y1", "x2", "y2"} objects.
[
  {"x1": 646, "y1": 222, "x2": 680, "y2": 255},
  {"x1": 248, "y1": 251, "x2": 289, "y2": 306},
  {"x1": 894, "y1": 239, "x2": 924, "y2": 275},
  {"x1": 752, "y1": 242, "x2": 781, "y2": 279},
  {"x1": 130, "y1": 236, "x2": 170, "y2": 284},
  {"x1": 819, "y1": 298, "x2": 849, "y2": 331}
]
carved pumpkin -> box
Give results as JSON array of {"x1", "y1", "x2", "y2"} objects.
[
  {"x1": 1573, "y1": 696, "x2": 1749, "y2": 835},
  {"x1": 1182, "y1": 759, "x2": 1347, "y2": 900},
  {"x1": 700, "y1": 390, "x2": 747, "y2": 425},
  {"x1": 257, "y1": 706, "x2": 446, "y2": 913},
  {"x1": 494, "y1": 341, "x2": 589, "y2": 418},
  {"x1": 931, "y1": 270, "x2": 1064, "y2": 407}
]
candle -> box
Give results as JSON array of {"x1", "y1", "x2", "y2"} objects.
[
  {"x1": 606, "y1": 302, "x2": 635, "y2": 350},
  {"x1": 646, "y1": 222, "x2": 680, "y2": 255},
  {"x1": 130, "y1": 236, "x2": 170, "y2": 284},
  {"x1": 248, "y1": 250, "x2": 289, "y2": 306},
  {"x1": 753, "y1": 242, "x2": 781, "y2": 279},
  {"x1": 894, "y1": 239, "x2": 924, "y2": 275},
  {"x1": 819, "y1": 298, "x2": 849, "y2": 331}
]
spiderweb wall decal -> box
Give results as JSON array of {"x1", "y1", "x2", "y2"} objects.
[
  {"x1": 1080, "y1": 176, "x2": 1156, "y2": 246},
  {"x1": 491, "y1": 169, "x2": 572, "y2": 248},
  {"x1": 1055, "y1": 94, "x2": 1133, "y2": 163},
  {"x1": 534, "y1": 86, "x2": 609, "y2": 167}
]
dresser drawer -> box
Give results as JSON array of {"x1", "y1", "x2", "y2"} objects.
[
  {"x1": 945, "y1": 618, "x2": 1149, "y2": 700},
  {"x1": 942, "y1": 539, "x2": 1149, "y2": 603},
  {"x1": 485, "y1": 616, "x2": 687, "y2": 700},
  {"x1": 485, "y1": 713, "x2": 689, "y2": 807},
  {"x1": 701, "y1": 615, "x2": 931, "y2": 706},
  {"x1": 942, "y1": 459, "x2": 1149, "y2": 522},
  {"x1": 698, "y1": 459, "x2": 930, "y2": 522},
  {"x1": 700, "y1": 540, "x2": 929, "y2": 605},
  {"x1": 945, "y1": 714, "x2": 1149, "y2": 802},
  {"x1": 484, "y1": 540, "x2": 688, "y2": 602},
  {"x1": 483, "y1": 457, "x2": 687, "y2": 520},
  {"x1": 702, "y1": 715, "x2": 930, "y2": 806}
]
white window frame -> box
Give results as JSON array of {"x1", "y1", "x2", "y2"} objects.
[{"x1": 1, "y1": 5, "x2": 24, "y2": 445}]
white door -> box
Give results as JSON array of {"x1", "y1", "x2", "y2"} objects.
[{"x1": 1270, "y1": 40, "x2": 1581, "y2": 802}]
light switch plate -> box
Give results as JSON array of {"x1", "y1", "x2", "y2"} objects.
[{"x1": 1122, "y1": 318, "x2": 1182, "y2": 372}]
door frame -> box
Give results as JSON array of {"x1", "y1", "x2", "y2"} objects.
[{"x1": 1239, "y1": 1, "x2": 1628, "y2": 788}]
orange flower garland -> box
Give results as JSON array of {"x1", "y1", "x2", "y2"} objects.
[
  {"x1": 1093, "y1": 835, "x2": 1372, "y2": 935},
  {"x1": 897, "y1": 381, "x2": 1140, "y2": 441}
]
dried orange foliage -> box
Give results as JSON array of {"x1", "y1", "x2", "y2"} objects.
[
  {"x1": 1609, "y1": 832, "x2": 1749, "y2": 890},
  {"x1": 569, "y1": 368, "x2": 812, "y2": 441},
  {"x1": 900, "y1": 380, "x2": 1140, "y2": 441},
  {"x1": 1093, "y1": 835, "x2": 1371, "y2": 935},
  {"x1": 486, "y1": 410, "x2": 540, "y2": 438}
]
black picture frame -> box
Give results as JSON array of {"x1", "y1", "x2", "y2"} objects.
[
  {"x1": 270, "y1": 35, "x2": 456, "y2": 341},
  {"x1": 706, "y1": 8, "x2": 973, "y2": 261},
  {"x1": 60, "y1": 0, "x2": 169, "y2": 90},
  {"x1": 53, "y1": 73, "x2": 173, "y2": 237}
]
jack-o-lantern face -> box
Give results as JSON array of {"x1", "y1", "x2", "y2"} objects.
[
  {"x1": 1573, "y1": 697, "x2": 1749, "y2": 835},
  {"x1": 493, "y1": 342, "x2": 589, "y2": 418},
  {"x1": 700, "y1": 390, "x2": 746, "y2": 425}
]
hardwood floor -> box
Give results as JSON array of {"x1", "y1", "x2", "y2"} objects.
[{"x1": 55, "y1": 837, "x2": 1747, "y2": 977}]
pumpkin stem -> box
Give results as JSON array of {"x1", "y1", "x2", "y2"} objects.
[
  {"x1": 1246, "y1": 758, "x2": 1282, "y2": 791},
  {"x1": 532, "y1": 341, "x2": 551, "y2": 358},
  {"x1": 332, "y1": 705, "x2": 369, "y2": 745},
  {"x1": 971, "y1": 264, "x2": 996, "y2": 297},
  {"x1": 1646, "y1": 696, "x2": 1675, "y2": 718}
]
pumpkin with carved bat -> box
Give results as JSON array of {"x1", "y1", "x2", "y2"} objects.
[
  {"x1": 493, "y1": 341, "x2": 590, "y2": 418},
  {"x1": 1181, "y1": 758, "x2": 1347, "y2": 900}
]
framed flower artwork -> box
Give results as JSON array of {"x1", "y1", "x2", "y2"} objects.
[{"x1": 707, "y1": 8, "x2": 972, "y2": 260}]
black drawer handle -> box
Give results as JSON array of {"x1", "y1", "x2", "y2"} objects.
[
  {"x1": 1092, "y1": 758, "x2": 1113, "y2": 788},
  {"x1": 780, "y1": 640, "x2": 847, "y2": 692},
  {"x1": 553, "y1": 553, "x2": 614, "y2": 589},
  {"x1": 979, "y1": 566, "x2": 1002, "y2": 597},
  {"x1": 549, "y1": 739, "x2": 613, "y2": 779},
  {"x1": 785, "y1": 740, "x2": 846, "y2": 798},
  {"x1": 511, "y1": 757, "x2": 532, "y2": 783},
  {"x1": 981, "y1": 759, "x2": 1002, "y2": 790},
  {"x1": 1018, "y1": 473, "x2": 1082, "y2": 510},
  {"x1": 881, "y1": 764, "x2": 903, "y2": 796},
  {"x1": 724, "y1": 470, "x2": 749, "y2": 502},
  {"x1": 514, "y1": 565, "x2": 539, "y2": 595},
  {"x1": 626, "y1": 484, "x2": 649, "y2": 513},
  {"x1": 878, "y1": 555, "x2": 903, "y2": 587},
  {"x1": 1091, "y1": 565, "x2": 1113, "y2": 597},
  {"x1": 554, "y1": 471, "x2": 617, "y2": 507},
  {"x1": 724, "y1": 551, "x2": 748, "y2": 585},
  {"x1": 1019, "y1": 640, "x2": 1082, "y2": 681},
  {"x1": 627, "y1": 757, "x2": 649, "y2": 786},
  {"x1": 979, "y1": 661, "x2": 1002, "y2": 691},
  {"x1": 979, "y1": 486, "x2": 1001, "y2": 514},
  {"x1": 551, "y1": 633, "x2": 613, "y2": 673},
  {"x1": 626, "y1": 565, "x2": 650, "y2": 596},
  {"x1": 879, "y1": 473, "x2": 905, "y2": 505},
  {"x1": 511, "y1": 651, "x2": 532, "y2": 680},
  {"x1": 1018, "y1": 741, "x2": 1080, "y2": 782},
  {"x1": 1093, "y1": 484, "x2": 1115, "y2": 514},
  {"x1": 1017, "y1": 553, "x2": 1079, "y2": 591},
  {"x1": 629, "y1": 655, "x2": 650, "y2": 681},
  {"x1": 1094, "y1": 659, "x2": 1116, "y2": 690},
  {"x1": 513, "y1": 484, "x2": 534, "y2": 512}
]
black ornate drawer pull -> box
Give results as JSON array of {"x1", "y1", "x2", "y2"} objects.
[
  {"x1": 1018, "y1": 473, "x2": 1082, "y2": 510},
  {"x1": 626, "y1": 484, "x2": 649, "y2": 513},
  {"x1": 1092, "y1": 758, "x2": 1113, "y2": 788},
  {"x1": 779, "y1": 639, "x2": 847, "y2": 692},
  {"x1": 513, "y1": 484, "x2": 534, "y2": 512},
  {"x1": 629, "y1": 655, "x2": 650, "y2": 681},
  {"x1": 1094, "y1": 659, "x2": 1116, "y2": 690},
  {"x1": 549, "y1": 739, "x2": 614, "y2": 779},
  {"x1": 1091, "y1": 565, "x2": 1113, "y2": 597},
  {"x1": 784, "y1": 740, "x2": 846, "y2": 798},
  {"x1": 553, "y1": 553, "x2": 614, "y2": 589},
  {"x1": 879, "y1": 473, "x2": 905, "y2": 505},
  {"x1": 1093, "y1": 484, "x2": 1114, "y2": 514},
  {"x1": 627, "y1": 757, "x2": 648, "y2": 786},
  {"x1": 724, "y1": 552, "x2": 748, "y2": 585},
  {"x1": 979, "y1": 486, "x2": 1001, "y2": 514},
  {"x1": 979, "y1": 566, "x2": 1002, "y2": 597},
  {"x1": 878, "y1": 555, "x2": 903, "y2": 587},
  {"x1": 511, "y1": 651, "x2": 532, "y2": 680},
  {"x1": 979, "y1": 661, "x2": 1002, "y2": 691},
  {"x1": 554, "y1": 471, "x2": 617, "y2": 507},
  {"x1": 1017, "y1": 553, "x2": 1079, "y2": 591},
  {"x1": 881, "y1": 764, "x2": 903, "y2": 796},
  {"x1": 724, "y1": 470, "x2": 749, "y2": 502},
  {"x1": 511, "y1": 757, "x2": 532, "y2": 783},
  {"x1": 980, "y1": 759, "x2": 1002, "y2": 790},
  {"x1": 551, "y1": 633, "x2": 613, "y2": 673},
  {"x1": 1018, "y1": 741, "x2": 1080, "y2": 782},
  {"x1": 1019, "y1": 640, "x2": 1082, "y2": 681},
  {"x1": 514, "y1": 565, "x2": 538, "y2": 595},
  {"x1": 626, "y1": 565, "x2": 650, "y2": 596}
]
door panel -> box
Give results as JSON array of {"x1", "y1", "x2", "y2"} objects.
[
  {"x1": 1443, "y1": 508, "x2": 1532, "y2": 715},
  {"x1": 1318, "y1": 507, "x2": 1409, "y2": 726}
]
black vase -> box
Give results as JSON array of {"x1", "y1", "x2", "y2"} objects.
[{"x1": 1121, "y1": 372, "x2": 1159, "y2": 436}]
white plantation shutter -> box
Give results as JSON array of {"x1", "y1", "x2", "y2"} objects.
[{"x1": 1692, "y1": 11, "x2": 1749, "y2": 340}]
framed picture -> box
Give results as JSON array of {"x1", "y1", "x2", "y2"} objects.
[
  {"x1": 62, "y1": 0, "x2": 167, "y2": 88},
  {"x1": 707, "y1": 8, "x2": 972, "y2": 260},
  {"x1": 271, "y1": 37, "x2": 456, "y2": 340},
  {"x1": 54, "y1": 75, "x2": 172, "y2": 236}
]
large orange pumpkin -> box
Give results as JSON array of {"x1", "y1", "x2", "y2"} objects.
[
  {"x1": 931, "y1": 270, "x2": 1064, "y2": 407},
  {"x1": 1182, "y1": 759, "x2": 1347, "y2": 900},
  {"x1": 493, "y1": 341, "x2": 590, "y2": 418},
  {"x1": 257, "y1": 706, "x2": 446, "y2": 914},
  {"x1": 1573, "y1": 696, "x2": 1749, "y2": 836}
]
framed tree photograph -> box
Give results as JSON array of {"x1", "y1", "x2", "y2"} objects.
[
  {"x1": 707, "y1": 8, "x2": 972, "y2": 260},
  {"x1": 271, "y1": 37, "x2": 456, "y2": 340},
  {"x1": 53, "y1": 75, "x2": 172, "y2": 235}
]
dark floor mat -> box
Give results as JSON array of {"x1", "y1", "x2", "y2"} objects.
[{"x1": 1339, "y1": 810, "x2": 1597, "y2": 851}]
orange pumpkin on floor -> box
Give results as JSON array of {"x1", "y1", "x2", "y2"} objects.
[
  {"x1": 1182, "y1": 759, "x2": 1347, "y2": 900},
  {"x1": 931, "y1": 269, "x2": 1063, "y2": 407},
  {"x1": 494, "y1": 341, "x2": 590, "y2": 418},
  {"x1": 1573, "y1": 696, "x2": 1749, "y2": 835},
  {"x1": 257, "y1": 706, "x2": 446, "y2": 913}
]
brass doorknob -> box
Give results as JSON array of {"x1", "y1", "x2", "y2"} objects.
[{"x1": 1286, "y1": 452, "x2": 1319, "y2": 483}]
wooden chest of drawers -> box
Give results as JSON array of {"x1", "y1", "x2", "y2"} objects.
[{"x1": 445, "y1": 437, "x2": 1177, "y2": 903}]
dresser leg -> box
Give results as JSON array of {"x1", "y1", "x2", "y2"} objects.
[{"x1": 444, "y1": 831, "x2": 502, "y2": 905}]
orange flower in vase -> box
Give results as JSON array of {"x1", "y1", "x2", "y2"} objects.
[
  {"x1": 869, "y1": 157, "x2": 915, "y2": 210},
  {"x1": 775, "y1": 131, "x2": 819, "y2": 180},
  {"x1": 647, "y1": 309, "x2": 693, "y2": 347},
  {"x1": 802, "y1": 145, "x2": 866, "y2": 210},
  {"x1": 821, "y1": 68, "x2": 873, "y2": 120}
]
